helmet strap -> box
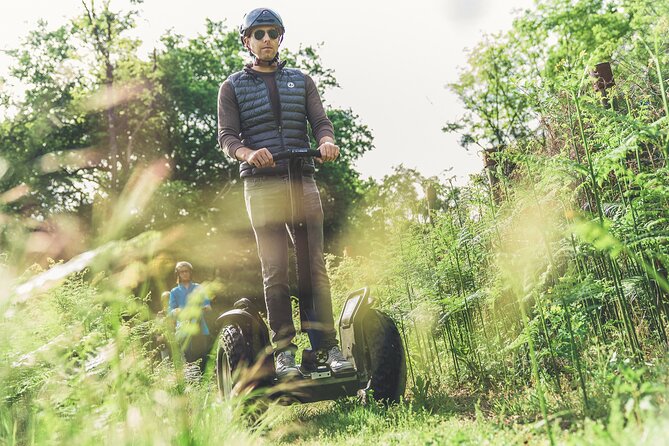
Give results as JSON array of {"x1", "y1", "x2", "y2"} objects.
[{"x1": 252, "y1": 53, "x2": 280, "y2": 66}]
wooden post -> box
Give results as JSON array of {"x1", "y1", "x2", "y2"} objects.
[{"x1": 591, "y1": 62, "x2": 615, "y2": 108}]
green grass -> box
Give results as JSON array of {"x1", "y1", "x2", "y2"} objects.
[
  {"x1": 209, "y1": 390, "x2": 665, "y2": 446},
  {"x1": 2, "y1": 243, "x2": 668, "y2": 445}
]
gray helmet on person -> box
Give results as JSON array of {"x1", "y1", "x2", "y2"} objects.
[
  {"x1": 174, "y1": 261, "x2": 193, "y2": 273},
  {"x1": 239, "y1": 8, "x2": 285, "y2": 45},
  {"x1": 175, "y1": 261, "x2": 193, "y2": 283}
]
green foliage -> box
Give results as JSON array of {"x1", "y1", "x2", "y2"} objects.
[
  {"x1": 328, "y1": 2, "x2": 669, "y2": 440},
  {"x1": 158, "y1": 20, "x2": 243, "y2": 188}
]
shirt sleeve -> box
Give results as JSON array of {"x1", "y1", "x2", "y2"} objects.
[
  {"x1": 217, "y1": 80, "x2": 245, "y2": 159},
  {"x1": 202, "y1": 287, "x2": 211, "y2": 307},
  {"x1": 304, "y1": 74, "x2": 335, "y2": 143},
  {"x1": 192, "y1": 284, "x2": 211, "y2": 307},
  {"x1": 168, "y1": 290, "x2": 178, "y2": 316}
]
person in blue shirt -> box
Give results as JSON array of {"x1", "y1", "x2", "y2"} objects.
[{"x1": 169, "y1": 261, "x2": 212, "y2": 368}]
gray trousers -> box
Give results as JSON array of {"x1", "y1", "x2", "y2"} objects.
[{"x1": 244, "y1": 175, "x2": 337, "y2": 352}]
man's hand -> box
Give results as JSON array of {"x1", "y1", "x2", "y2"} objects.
[
  {"x1": 317, "y1": 140, "x2": 339, "y2": 163},
  {"x1": 240, "y1": 147, "x2": 275, "y2": 168}
]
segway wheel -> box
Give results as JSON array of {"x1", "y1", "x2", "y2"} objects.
[
  {"x1": 216, "y1": 324, "x2": 253, "y2": 399},
  {"x1": 363, "y1": 310, "x2": 407, "y2": 403}
]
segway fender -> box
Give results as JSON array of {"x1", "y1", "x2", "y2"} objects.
[
  {"x1": 216, "y1": 306, "x2": 275, "y2": 396},
  {"x1": 216, "y1": 297, "x2": 267, "y2": 336},
  {"x1": 338, "y1": 287, "x2": 374, "y2": 375},
  {"x1": 216, "y1": 305, "x2": 272, "y2": 361},
  {"x1": 216, "y1": 309, "x2": 256, "y2": 330}
]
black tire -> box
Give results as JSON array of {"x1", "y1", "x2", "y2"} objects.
[
  {"x1": 216, "y1": 324, "x2": 253, "y2": 398},
  {"x1": 363, "y1": 310, "x2": 407, "y2": 403}
]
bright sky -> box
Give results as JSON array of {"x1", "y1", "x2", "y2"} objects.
[{"x1": 0, "y1": 0, "x2": 534, "y2": 184}]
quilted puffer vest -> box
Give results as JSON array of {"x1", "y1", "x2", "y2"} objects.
[{"x1": 228, "y1": 65, "x2": 313, "y2": 178}]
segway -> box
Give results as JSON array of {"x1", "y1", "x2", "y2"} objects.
[{"x1": 215, "y1": 148, "x2": 406, "y2": 404}]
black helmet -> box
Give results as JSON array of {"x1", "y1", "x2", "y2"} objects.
[{"x1": 239, "y1": 8, "x2": 284, "y2": 44}]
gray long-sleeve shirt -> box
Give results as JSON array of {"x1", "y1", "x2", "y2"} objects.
[{"x1": 217, "y1": 70, "x2": 335, "y2": 159}]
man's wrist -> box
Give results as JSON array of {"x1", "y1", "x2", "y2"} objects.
[{"x1": 235, "y1": 147, "x2": 252, "y2": 162}]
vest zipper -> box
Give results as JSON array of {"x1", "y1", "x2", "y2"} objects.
[{"x1": 276, "y1": 72, "x2": 287, "y2": 153}]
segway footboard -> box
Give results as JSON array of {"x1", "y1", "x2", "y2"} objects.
[{"x1": 269, "y1": 373, "x2": 362, "y2": 404}]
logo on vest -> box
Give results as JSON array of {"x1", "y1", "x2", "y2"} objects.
[{"x1": 287, "y1": 82, "x2": 295, "y2": 88}]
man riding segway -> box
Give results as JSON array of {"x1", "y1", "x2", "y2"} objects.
[{"x1": 217, "y1": 7, "x2": 354, "y2": 378}]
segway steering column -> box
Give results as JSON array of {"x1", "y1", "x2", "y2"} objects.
[{"x1": 273, "y1": 148, "x2": 324, "y2": 349}]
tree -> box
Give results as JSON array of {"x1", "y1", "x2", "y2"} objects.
[
  {"x1": 444, "y1": 36, "x2": 535, "y2": 153},
  {"x1": 443, "y1": 0, "x2": 635, "y2": 197},
  {"x1": 1, "y1": 20, "x2": 94, "y2": 216},
  {"x1": 74, "y1": 0, "x2": 147, "y2": 191}
]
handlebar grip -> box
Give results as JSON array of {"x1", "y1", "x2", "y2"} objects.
[{"x1": 271, "y1": 148, "x2": 322, "y2": 162}]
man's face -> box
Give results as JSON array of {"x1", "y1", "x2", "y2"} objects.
[
  {"x1": 244, "y1": 25, "x2": 281, "y2": 61},
  {"x1": 177, "y1": 268, "x2": 192, "y2": 282}
]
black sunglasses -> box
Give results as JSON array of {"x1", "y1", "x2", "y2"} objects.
[{"x1": 252, "y1": 29, "x2": 280, "y2": 40}]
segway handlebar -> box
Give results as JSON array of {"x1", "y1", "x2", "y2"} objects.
[{"x1": 271, "y1": 148, "x2": 322, "y2": 162}]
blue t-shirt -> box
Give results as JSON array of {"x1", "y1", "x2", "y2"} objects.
[{"x1": 169, "y1": 283, "x2": 212, "y2": 335}]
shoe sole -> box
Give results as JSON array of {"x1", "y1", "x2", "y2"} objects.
[
  {"x1": 330, "y1": 365, "x2": 356, "y2": 374},
  {"x1": 276, "y1": 370, "x2": 301, "y2": 380}
]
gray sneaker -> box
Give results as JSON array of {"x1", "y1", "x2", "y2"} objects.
[
  {"x1": 326, "y1": 345, "x2": 355, "y2": 374},
  {"x1": 275, "y1": 350, "x2": 300, "y2": 379}
]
